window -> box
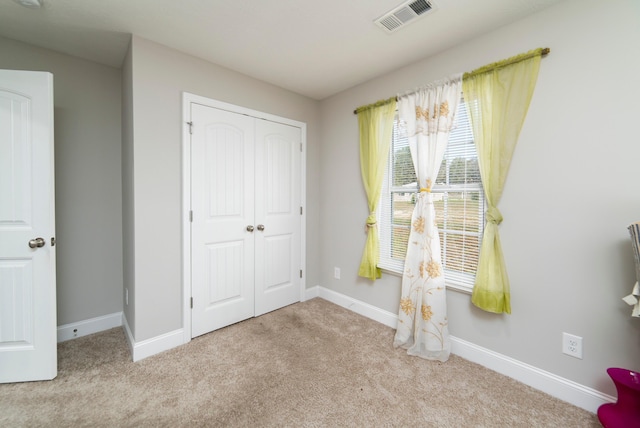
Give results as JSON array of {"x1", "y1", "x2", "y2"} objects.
[{"x1": 378, "y1": 99, "x2": 484, "y2": 290}]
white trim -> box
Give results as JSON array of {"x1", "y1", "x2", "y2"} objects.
[
  {"x1": 450, "y1": 336, "x2": 614, "y2": 413},
  {"x1": 312, "y1": 286, "x2": 613, "y2": 414},
  {"x1": 299, "y1": 124, "x2": 307, "y2": 306},
  {"x1": 181, "y1": 92, "x2": 307, "y2": 345},
  {"x1": 122, "y1": 314, "x2": 135, "y2": 358},
  {"x1": 317, "y1": 287, "x2": 398, "y2": 329},
  {"x1": 181, "y1": 93, "x2": 193, "y2": 346},
  {"x1": 130, "y1": 329, "x2": 184, "y2": 362},
  {"x1": 57, "y1": 312, "x2": 122, "y2": 343},
  {"x1": 122, "y1": 315, "x2": 184, "y2": 362},
  {"x1": 380, "y1": 267, "x2": 472, "y2": 295},
  {"x1": 304, "y1": 285, "x2": 320, "y2": 301}
]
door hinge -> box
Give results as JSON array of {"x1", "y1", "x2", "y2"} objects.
[
  {"x1": 189, "y1": 210, "x2": 193, "y2": 222},
  {"x1": 300, "y1": 270, "x2": 303, "y2": 278},
  {"x1": 190, "y1": 297, "x2": 193, "y2": 309},
  {"x1": 300, "y1": 142, "x2": 302, "y2": 152},
  {"x1": 300, "y1": 206, "x2": 303, "y2": 215},
  {"x1": 187, "y1": 121, "x2": 193, "y2": 134}
]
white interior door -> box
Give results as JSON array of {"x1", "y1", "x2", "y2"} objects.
[
  {"x1": 0, "y1": 70, "x2": 56, "y2": 383},
  {"x1": 190, "y1": 103, "x2": 302, "y2": 337},
  {"x1": 191, "y1": 104, "x2": 255, "y2": 337},
  {"x1": 254, "y1": 119, "x2": 301, "y2": 316}
]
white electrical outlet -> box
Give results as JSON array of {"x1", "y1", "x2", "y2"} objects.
[
  {"x1": 562, "y1": 333, "x2": 583, "y2": 359},
  {"x1": 334, "y1": 267, "x2": 341, "y2": 280}
]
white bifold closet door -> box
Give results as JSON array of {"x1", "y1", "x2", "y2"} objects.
[{"x1": 190, "y1": 104, "x2": 301, "y2": 338}]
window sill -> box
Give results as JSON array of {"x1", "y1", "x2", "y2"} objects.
[{"x1": 379, "y1": 266, "x2": 473, "y2": 295}]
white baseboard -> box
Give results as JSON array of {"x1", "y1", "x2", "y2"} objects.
[
  {"x1": 57, "y1": 312, "x2": 123, "y2": 343},
  {"x1": 63, "y1": 288, "x2": 614, "y2": 412},
  {"x1": 316, "y1": 286, "x2": 398, "y2": 329},
  {"x1": 304, "y1": 285, "x2": 320, "y2": 301},
  {"x1": 122, "y1": 315, "x2": 184, "y2": 363},
  {"x1": 122, "y1": 314, "x2": 135, "y2": 358},
  {"x1": 450, "y1": 336, "x2": 615, "y2": 414},
  {"x1": 312, "y1": 286, "x2": 613, "y2": 414},
  {"x1": 117, "y1": 285, "x2": 322, "y2": 362}
]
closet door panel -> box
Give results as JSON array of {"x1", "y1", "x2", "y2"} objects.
[
  {"x1": 191, "y1": 105, "x2": 255, "y2": 337},
  {"x1": 254, "y1": 120, "x2": 301, "y2": 316}
]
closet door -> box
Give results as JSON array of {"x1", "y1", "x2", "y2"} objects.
[
  {"x1": 191, "y1": 104, "x2": 255, "y2": 337},
  {"x1": 190, "y1": 104, "x2": 302, "y2": 338},
  {"x1": 254, "y1": 120, "x2": 301, "y2": 316}
]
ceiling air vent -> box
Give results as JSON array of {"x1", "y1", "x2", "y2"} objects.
[{"x1": 374, "y1": 0, "x2": 436, "y2": 34}]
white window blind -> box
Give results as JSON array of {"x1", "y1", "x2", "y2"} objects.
[{"x1": 378, "y1": 99, "x2": 484, "y2": 290}]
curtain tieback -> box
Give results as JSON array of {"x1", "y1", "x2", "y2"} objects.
[
  {"x1": 486, "y1": 206, "x2": 503, "y2": 225},
  {"x1": 365, "y1": 213, "x2": 377, "y2": 233},
  {"x1": 420, "y1": 179, "x2": 433, "y2": 193}
]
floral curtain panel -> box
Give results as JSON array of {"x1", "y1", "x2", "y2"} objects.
[
  {"x1": 393, "y1": 75, "x2": 462, "y2": 362},
  {"x1": 356, "y1": 98, "x2": 397, "y2": 280}
]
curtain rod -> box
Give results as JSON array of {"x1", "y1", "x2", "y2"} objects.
[{"x1": 352, "y1": 47, "x2": 550, "y2": 115}]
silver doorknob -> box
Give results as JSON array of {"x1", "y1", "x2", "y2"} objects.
[
  {"x1": 257, "y1": 224, "x2": 265, "y2": 231},
  {"x1": 28, "y1": 237, "x2": 46, "y2": 249},
  {"x1": 246, "y1": 225, "x2": 254, "y2": 232}
]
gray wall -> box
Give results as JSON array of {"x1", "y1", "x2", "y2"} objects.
[
  {"x1": 318, "y1": 0, "x2": 640, "y2": 395},
  {"x1": 124, "y1": 36, "x2": 321, "y2": 341},
  {"x1": 0, "y1": 36, "x2": 123, "y2": 326}
]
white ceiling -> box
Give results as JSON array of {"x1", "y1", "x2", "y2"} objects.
[{"x1": 0, "y1": 0, "x2": 565, "y2": 100}]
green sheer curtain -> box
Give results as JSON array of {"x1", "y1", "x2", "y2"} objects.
[
  {"x1": 462, "y1": 48, "x2": 543, "y2": 313},
  {"x1": 356, "y1": 97, "x2": 397, "y2": 280}
]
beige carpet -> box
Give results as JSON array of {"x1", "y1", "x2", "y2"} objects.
[{"x1": 0, "y1": 298, "x2": 600, "y2": 427}]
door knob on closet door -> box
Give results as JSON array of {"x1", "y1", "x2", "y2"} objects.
[
  {"x1": 257, "y1": 224, "x2": 265, "y2": 231},
  {"x1": 28, "y1": 237, "x2": 46, "y2": 248},
  {"x1": 246, "y1": 225, "x2": 254, "y2": 232}
]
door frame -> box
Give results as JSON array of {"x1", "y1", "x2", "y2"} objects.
[{"x1": 181, "y1": 92, "x2": 307, "y2": 344}]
